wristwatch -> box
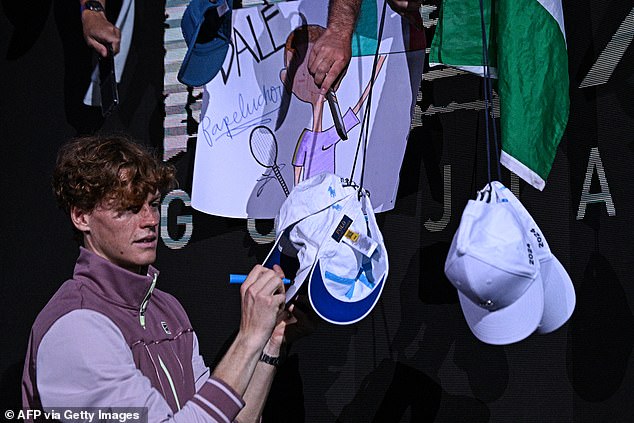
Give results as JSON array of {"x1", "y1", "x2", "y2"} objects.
[
  {"x1": 81, "y1": 1, "x2": 105, "y2": 13},
  {"x1": 259, "y1": 352, "x2": 282, "y2": 367}
]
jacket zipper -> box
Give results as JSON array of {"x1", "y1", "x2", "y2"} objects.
[{"x1": 139, "y1": 273, "x2": 157, "y2": 329}]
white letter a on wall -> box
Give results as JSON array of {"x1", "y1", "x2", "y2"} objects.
[{"x1": 576, "y1": 147, "x2": 616, "y2": 220}]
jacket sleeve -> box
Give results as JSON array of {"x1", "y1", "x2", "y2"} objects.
[
  {"x1": 191, "y1": 332, "x2": 211, "y2": 392},
  {"x1": 37, "y1": 309, "x2": 245, "y2": 423}
]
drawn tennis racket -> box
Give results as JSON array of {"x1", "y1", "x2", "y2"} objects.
[{"x1": 249, "y1": 125, "x2": 290, "y2": 197}]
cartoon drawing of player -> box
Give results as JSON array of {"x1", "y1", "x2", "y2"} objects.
[{"x1": 280, "y1": 24, "x2": 386, "y2": 185}]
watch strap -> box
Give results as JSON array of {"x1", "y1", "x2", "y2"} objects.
[
  {"x1": 81, "y1": 1, "x2": 105, "y2": 13},
  {"x1": 259, "y1": 352, "x2": 281, "y2": 367}
]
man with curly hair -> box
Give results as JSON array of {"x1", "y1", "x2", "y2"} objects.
[{"x1": 22, "y1": 135, "x2": 293, "y2": 422}]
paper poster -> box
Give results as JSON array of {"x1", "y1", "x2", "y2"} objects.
[{"x1": 191, "y1": 0, "x2": 424, "y2": 218}]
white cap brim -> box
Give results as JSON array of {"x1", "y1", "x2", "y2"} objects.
[
  {"x1": 490, "y1": 181, "x2": 576, "y2": 335},
  {"x1": 458, "y1": 272, "x2": 545, "y2": 345},
  {"x1": 536, "y1": 256, "x2": 576, "y2": 334},
  {"x1": 307, "y1": 193, "x2": 388, "y2": 325},
  {"x1": 309, "y1": 260, "x2": 387, "y2": 325}
]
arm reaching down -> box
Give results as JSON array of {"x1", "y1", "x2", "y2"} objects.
[
  {"x1": 80, "y1": 0, "x2": 121, "y2": 57},
  {"x1": 308, "y1": 0, "x2": 362, "y2": 94}
]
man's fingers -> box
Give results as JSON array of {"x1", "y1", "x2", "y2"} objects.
[
  {"x1": 111, "y1": 28, "x2": 122, "y2": 54},
  {"x1": 262, "y1": 267, "x2": 285, "y2": 296},
  {"x1": 272, "y1": 277, "x2": 285, "y2": 296},
  {"x1": 82, "y1": 13, "x2": 122, "y2": 56},
  {"x1": 312, "y1": 59, "x2": 340, "y2": 93},
  {"x1": 319, "y1": 75, "x2": 335, "y2": 94},
  {"x1": 275, "y1": 308, "x2": 290, "y2": 324},
  {"x1": 274, "y1": 292, "x2": 286, "y2": 309},
  {"x1": 89, "y1": 41, "x2": 108, "y2": 57},
  {"x1": 242, "y1": 265, "x2": 285, "y2": 297},
  {"x1": 272, "y1": 264, "x2": 285, "y2": 279},
  {"x1": 321, "y1": 61, "x2": 347, "y2": 93},
  {"x1": 308, "y1": 55, "x2": 329, "y2": 87},
  {"x1": 241, "y1": 264, "x2": 263, "y2": 290},
  {"x1": 284, "y1": 304, "x2": 299, "y2": 325},
  {"x1": 285, "y1": 314, "x2": 298, "y2": 326}
]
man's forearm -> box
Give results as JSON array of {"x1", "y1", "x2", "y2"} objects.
[
  {"x1": 212, "y1": 332, "x2": 263, "y2": 396},
  {"x1": 234, "y1": 360, "x2": 277, "y2": 422},
  {"x1": 214, "y1": 337, "x2": 282, "y2": 422},
  {"x1": 234, "y1": 315, "x2": 289, "y2": 423},
  {"x1": 327, "y1": 0, "x2": 362, "y2": 40}
]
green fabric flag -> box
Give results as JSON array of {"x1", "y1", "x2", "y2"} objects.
[{"x1": 429, "y1": 0, "x2": 570, "y2": 190}]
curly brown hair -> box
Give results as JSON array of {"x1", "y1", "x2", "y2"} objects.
[{"x1": 52, "y1": 135, "x2": 177, "y2": 214}]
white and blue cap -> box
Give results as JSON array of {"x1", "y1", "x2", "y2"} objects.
[
  {"x1": 263, "y1": 172, "x2": 388, "y2": 325},
  {"x1": 445, "y1": 192, "x2": 544, "y2": 345},
  {"x1": 491, "y1": 181, "x2": 576, "y2": 334}
]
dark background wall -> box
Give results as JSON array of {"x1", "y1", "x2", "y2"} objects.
[{"x1": 2, "y1": 1, "x2": 634, "y2": 421}]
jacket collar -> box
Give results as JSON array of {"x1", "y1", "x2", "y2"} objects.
[{"x1": 73, "y1": 247, "x2": 159, "y2": 310}]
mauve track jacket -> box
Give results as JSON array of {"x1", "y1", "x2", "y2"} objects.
[{"x1": 22, "y1": 247, "x2": 245, "y2": 422}]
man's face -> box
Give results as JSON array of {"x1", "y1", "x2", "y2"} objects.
[{"x1": 77, "y1": 191, "x2": 161, "y2": 273}]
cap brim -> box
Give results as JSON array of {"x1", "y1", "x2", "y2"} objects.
[
  {"x1": 178, "y1": 38, "x2": 229, "y2": 87},
  {"x1": 262, "y1": 231, "x2": 305, "y2": 303},
  {"x1": 458, "y1": 273, "x2": 545, "y2": 345},
  {"x1": 308, "y1": 260, "x2": 386, "y2": 325},
  {"x1": 490, "y1": 181, "x2": 576, "y2": 335},
  {"x1": 535, "y1": 256, "x2": 576, "y2": 334}
]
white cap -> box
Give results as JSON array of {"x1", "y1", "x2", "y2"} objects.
[
  {"x1": 445, "y1": 193, "x2": 544, "y2": 345},
  {"x1": 491, "y1": 181, "x2": 576, "y2": 334},
  {"x1": 263, "y1": 172, "x2": 388, "y2": 325}
]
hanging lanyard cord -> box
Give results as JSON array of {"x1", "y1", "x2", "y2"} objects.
[
  {"x1": 349, "y1": 0, "x2": 389, "y2": 196},
  {"x1": 479, "y1": 0, "x2": 502, "y2": 185}
]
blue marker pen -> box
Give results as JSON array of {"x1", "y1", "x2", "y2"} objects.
[{"x1": 229, "y1": 274, "x2": 291, "y2": 284}]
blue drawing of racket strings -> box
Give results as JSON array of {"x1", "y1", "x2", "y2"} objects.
[{"x1": 249, "y1": 125, "x2": 290, "y2": 197}]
